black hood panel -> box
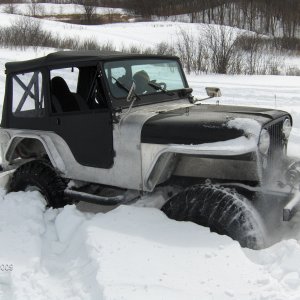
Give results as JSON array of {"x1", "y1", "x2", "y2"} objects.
[{"x1": 141, "y1": 104, "x2": 289, "y2": 145}]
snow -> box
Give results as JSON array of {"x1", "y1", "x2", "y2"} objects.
[
  {"x1": 227, "y1": 118, "x2": 261, "y2": 137},
  {"x1": 169, "y1": 136, "x2": 257, "y2": 155},
  {"x1": 0, "y1": 13, "x2": 247, "y2": 50},
  {"x1": 0, "y1": 13, "x2": 300, "y2": 300},
  {"x1": 2, "y1": 190, "x2": 300, "y2": 300}
]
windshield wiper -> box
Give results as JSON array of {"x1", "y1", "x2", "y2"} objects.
[
  {"x1": 112, "y1": 76, "x2": 130, "y2": 93},
  {"x1": 148, "y1": 81, "x2": 175, "y2": 96},
  {"x1": 111, "y1": 76, "x2": 141, "y2": 102}
]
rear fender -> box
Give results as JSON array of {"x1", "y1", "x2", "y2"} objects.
[{"x1": 4, "y1": 134, "x2": 65, "y2": 172}]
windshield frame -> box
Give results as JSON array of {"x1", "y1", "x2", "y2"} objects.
[{"x1": 101, "y1": 57, "x2": 189, "y2": 109}]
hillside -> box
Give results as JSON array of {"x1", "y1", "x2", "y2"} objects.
[
  {"x1": 22, "y1": 0, "x2": 296, "y2": 39},
  {"x1": 0, "y1": 11, "x2": 300, "y2": 75}
]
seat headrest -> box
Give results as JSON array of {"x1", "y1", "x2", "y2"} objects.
[{"x1": 51, "y1": 76, "x2": 71, "y2": 96}]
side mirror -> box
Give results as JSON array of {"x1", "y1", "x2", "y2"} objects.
[
  {"x1": 206, "y1": 87, "x2": 221, "y2": 98},
  {"x1": 126, "y1": 81, "x2": 136, "y2": 102}
]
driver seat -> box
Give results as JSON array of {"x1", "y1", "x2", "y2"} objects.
[{"x1": 51, "y1": 76, "x2": 80, "y2": 112}]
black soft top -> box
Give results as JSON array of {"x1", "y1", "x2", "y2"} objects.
[{"x1": 5, "y1": 50, "x2": 178, "y2": 74}]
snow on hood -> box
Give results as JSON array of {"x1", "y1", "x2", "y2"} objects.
[
  {"x1": 227, "y1": 117, "x2": 262, "y2": 137},
  {"x1": 1, "y1": 189, "x2": 300, "y2": 299}
]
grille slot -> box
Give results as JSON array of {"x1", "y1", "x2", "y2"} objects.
[{"x1": 267, "y1": 120, "x2": 285, "y2": 167}]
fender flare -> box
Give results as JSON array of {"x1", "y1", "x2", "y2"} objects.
[{"x1": 5, "y1": 134, "x2": 66, "y2": 172}]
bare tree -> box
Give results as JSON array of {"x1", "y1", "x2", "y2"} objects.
[
  {"x1": 176, "y1": 28, "x2": 197, "y2": 74},
  {"x1": 155, "y1": 41, "x2": 175, "y2": 56},
  {"x1": 27, "y1": 0, "x2": 42, "y2": 17},
  {"x1": 194, "y1": 38, "x2": 209, "y2": 74},
  {"x1": 3, "y1": 1, "x2": 17, "y2": 14},
  {"x1": 107, "y1": 7, "x2": 115, "y2": 23},
  {"x1": 0, "y1": 17, "x2": 51, "y2": 49},
  {"x1": 77, "y1": 0, "x2": 97, "y2": 24},
  {"x1": 205, "y1": 25, "x2": 239, "y2": 74},
  {"x1": 236, "y1": 33, "x2": 265, "y2": 74}
]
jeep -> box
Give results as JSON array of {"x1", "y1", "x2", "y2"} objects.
[{"x1": 0, "y1": 50, "x2": 299, "y2": 249}]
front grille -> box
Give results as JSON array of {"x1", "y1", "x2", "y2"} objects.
[{"x1": 266, "y1": 119, "x2": 285, "y2": 168}]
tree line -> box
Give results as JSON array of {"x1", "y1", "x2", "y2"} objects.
[
  {"x1": 116, "y1": 0, "x2": 300, "y2": 38},
  {"x1": 1, "y1": 0, "x2": 299, "y2": 38}
]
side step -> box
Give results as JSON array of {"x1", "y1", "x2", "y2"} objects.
[{"x1": 64, "y1": 189, "x2": 139, "y2": 206}]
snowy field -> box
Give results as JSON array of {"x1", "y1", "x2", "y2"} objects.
[
  {"x1": 1, "y1": 12, "x2": 300, "y2": 300},
  {"x1": 0, "y1": 15, "x2": 201, "y2": 49}
]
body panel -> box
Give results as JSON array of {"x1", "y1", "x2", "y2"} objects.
[{"x1": 0, "y1": 100, "x2": 279, "y2": 192}]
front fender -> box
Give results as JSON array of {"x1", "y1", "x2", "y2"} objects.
[{"x1": 141, "y1": 136, "x2": 259, "y2": 191}]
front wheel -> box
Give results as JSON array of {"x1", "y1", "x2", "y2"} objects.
[
  {"x1": 9, "y1": 160, "x2": 67, "y2": 208},
  {"x1": 161, "y1": 184, "x2": 265, "y2": 249}
]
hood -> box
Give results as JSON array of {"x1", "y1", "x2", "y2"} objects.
[{"x1": 141, "y1": 104, "x2": 289, "y2": 145}]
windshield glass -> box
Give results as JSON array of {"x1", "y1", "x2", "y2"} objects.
[{"x1": 104, "y1": 58, "x2": 187, "y2": 108}]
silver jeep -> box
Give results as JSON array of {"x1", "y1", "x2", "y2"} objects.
[{"x1": 0, "y1": 51, "x2": 299, "y2": 249}]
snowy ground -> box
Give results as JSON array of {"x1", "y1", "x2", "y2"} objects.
[
  {"x1": 2, "y1": 190, "x2": 300, "y2": 300},
  {"x1": 1, "y1": 14, "x2": 300, "y2": 300}
]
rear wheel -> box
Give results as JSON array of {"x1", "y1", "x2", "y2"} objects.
[
  {"x1": 9, "y1": 160, "x2": 67, "y2": 208},
  {"x1": 161, "y1": 184, "x2": 265, "y2": 249}
]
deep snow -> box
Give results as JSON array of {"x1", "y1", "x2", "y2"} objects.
[
  {"x1": 0, "y1": 11, "x2": 300, "y2": 300},
  {"x1": 1, "y1": 191, "x2": 300, "y2": 300}
]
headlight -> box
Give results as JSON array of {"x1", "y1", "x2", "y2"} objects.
[
  {"x1": 282, "y1": 118, "x2": 292, "y2": 140},
  {"x1": 258, "y1": 129, "x2": 270, "y2": 155}
]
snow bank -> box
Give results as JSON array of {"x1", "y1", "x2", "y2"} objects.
[{"x1": 1, "y1": 189, "x2": 300, "y2": 299}]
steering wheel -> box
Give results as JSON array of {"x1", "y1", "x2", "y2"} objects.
[{"x1": 158, "y1": 82, "x2": 167, "y2": 90}]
